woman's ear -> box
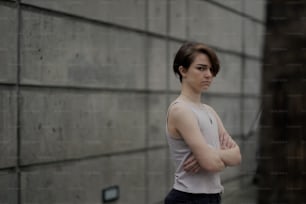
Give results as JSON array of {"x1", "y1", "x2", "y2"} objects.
[{"x1": 179, "y1": 66, "x2": 187, "y2": 77}]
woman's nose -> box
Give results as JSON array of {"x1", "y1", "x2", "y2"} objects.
[{"x1": 205, "y1": 69, "x2": 212, "y2": 78}]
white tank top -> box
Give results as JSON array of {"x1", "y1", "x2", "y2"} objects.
[{"x1": 166, "y1": 100, "x2": 224, "y2": 194}]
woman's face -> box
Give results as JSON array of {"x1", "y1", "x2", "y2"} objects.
[{"x1": 182, "y1": 53, "x2": 214, "y2": 92}]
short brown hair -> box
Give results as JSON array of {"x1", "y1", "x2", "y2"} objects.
[{"x1": 173, "y1": 42, "x2": 220, "y2": 82}]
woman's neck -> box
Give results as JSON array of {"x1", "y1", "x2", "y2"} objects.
[{"x1": 179, "y1": 86, "x2": 202, "y2": 105}]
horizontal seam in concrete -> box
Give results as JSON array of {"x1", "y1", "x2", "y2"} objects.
[
  {"x1": 0, "y1": 167, "x2": 18, "y2": 173},
  {"x1": 0, "y1": 83, "x2": 17, "y2": 89},
  {"x1": 0, "y1": 83, "x2": 262, "y2": 98},
  {"x1": 17, "y1": 83, "x2": 173, "y2": 94},
  {"x1": 19, "y1": 2, "x2": 262, "y2": 61},
  {"x1": 0, "y1": 0, "x2": 17, "y2": 8},
  {"x1": 1, "y1": 0, "x2": 266, "y2": 26},
  {"x1": 0, "y1": 133, "x2": 250, "y2": 171},
  {"x1": 1, "y1": 133, "x2": 248, "y2": 171},
  {"x1": 202, "y1": 0, "x2": 266, "y2": 25},
  {"x1": 8, "y1": 145, "x2": 169, "y2": 171}
]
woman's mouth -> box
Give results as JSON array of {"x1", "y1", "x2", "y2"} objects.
[{"x1": 201, "y1": 81, "x2": 211, "y2": 85}]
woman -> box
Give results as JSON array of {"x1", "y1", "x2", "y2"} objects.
[{"x1": 165, "y1": 42, "x2": 241, "y2": 204}]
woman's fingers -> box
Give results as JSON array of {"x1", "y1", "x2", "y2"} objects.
[
  {"x1": 226, "y1": 137, "x2": 236, "y2": 148},
  {"x1": 220, "y1": 132, "x2": 225, "y2": 146},
  {"x1": 220, "y1": 132, "x2": 237, "y2": 149},
  {"x1": 184, "y1": 162, "x2": 200, "y2": 173},
  {"x1": 230, "y1": 138, "x2": 237, "y2": 148},
  {"x1": 183, "y1": 157, "x2": 197, "y2": 171},
  {"x1": 193, "y1": 165, "x2": 201, "y2": 173},
  {"x1": 183, "y1": 154, "x2": 200, "y2": 173}
]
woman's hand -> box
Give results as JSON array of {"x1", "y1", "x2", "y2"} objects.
[
  {"x1": 220, "y1": 132, "x2": 236, "y2": 150},
  {"x1": 183, "y1": 154, "x2": 201, "y2": 173}
]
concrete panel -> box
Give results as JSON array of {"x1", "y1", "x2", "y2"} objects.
[
  {"x1": 21, "y1": 10, "x2": 146, "y2": 89},
  {"x1": 20, "y1": 90, "x2": 146, "y2": 165},
  {"x1": 240, "y1": 98, "x2": 260, "y2": 182},
  {"x1": 209, "y1": 53, "x2": 242, "y2": 94},
  {"x1": 240, "y1": 137, "x2": 259, "y2": 182},
  {"x1": 148, "y1": 94, "x2": 167, "y2": 147},
  {"x1": 147, "y1": 148, "x2": 168, "y2": 203},
  {"x1": 169, "y1": 0, "x2": 187, "y2": 39},
  {"x1": 206, "y1": 97, "x2": 241, "y2": 136},
  {"x1": 0, "y1": 172, "x2": 17, "y2": 204},
  {"x1": 108, "y1": 28, "x2": 146, "y2": 89},
  {"x1": 188, "y1": 0, "x2": 242, "y2": 52},
  {"x1": 0, "y1": 5, "x2": 17, "y2": 83},
  {"x1": 222, "y1": 182, "x2": 257, "y2": 204},
  {"x1": 244, "y1": 19, "x2": 265, "y2": 58},
  {"x1": 148, "y1": 0, "x2": 167, "y2": 34},
  {"x1": 242, "y1": 98, "x2": 261, "y2": 135},
  {"x1": 21, "y1": 153, "x2": 145, "y2": 204},
  {"x1": 147, "y1": 38, "x2": 167, "y2": 90},
  {"x1": 0, "y1": 88, "x2": 17, "y2": 168},
  {"x1": 243, "y1": 60, "x2": 262, "y2": 95},
  {"x1": 212, "y1": 0, "x2": 243, "y2": 12},
  {"x1": 22, "y1": 0, "x2": 146, "y2": 30},
  {"x1": 169, "y1": 41, "x2": 182, "y2": 91},
  {"x1": 109, "y1": 153, "x2": 146, "y2": 203},
  {"x1": 222, "y1": 180, "x2": 241, "y2": 200},
  {"x1": 244, "y1": 0, "x2": 266, "y2": 21},
  {"x1": 220, "y1": 166, "x2": 241, "y2": 181}
]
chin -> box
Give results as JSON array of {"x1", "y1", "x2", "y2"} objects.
[
  {"x1": 200, "y1": 88, "x2": 209, "y2": 92},
  {"x1": 201, "y1": 85, "x2": 210, "y2": 91}
]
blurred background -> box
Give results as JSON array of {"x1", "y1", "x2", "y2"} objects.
[{"x1": 0, "y1": 0, "x2": 305, "y2": 203}]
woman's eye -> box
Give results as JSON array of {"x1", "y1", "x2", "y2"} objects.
[{"x1": 198, "y1": 67, "x2": 205, "y2": 71}]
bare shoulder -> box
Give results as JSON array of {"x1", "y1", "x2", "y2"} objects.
[
  {"x1": 168, "y1": 101, "x2": 193, "y2": 120},
  {"x1": 167, "y1": 101, "x2": 198, "y2": 139}
]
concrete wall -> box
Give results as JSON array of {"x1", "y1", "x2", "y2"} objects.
[{"x1": 0, "y1": 0, "x2": 266, "y2": 203}]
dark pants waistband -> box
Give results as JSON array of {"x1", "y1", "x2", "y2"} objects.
[{"x1": 165, "y1": 189, "x2": 221, "y2": 204}]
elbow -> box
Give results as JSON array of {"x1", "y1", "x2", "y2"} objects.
[
  {"x1": 235, "y1": 153, "x2": 242, "y2": 165},
  {"x1": 232, "y1": 148, "x2": 242, "y2": 166}
]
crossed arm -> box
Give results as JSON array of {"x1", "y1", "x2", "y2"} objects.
[
  {"x1": 168, "y1": 103, "x2": 241, "y2": 173},
  {"x1": 184, "y1": 131, "x2": 241, "y2": 173},
  {"x1": 207, "y1": 105, "x2": 241, "y2": 166}
]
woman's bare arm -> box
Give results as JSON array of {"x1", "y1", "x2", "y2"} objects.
[
  {"x1": 183, "y1": 106, "x2": 241, "y2": 172},
  {"x1": 168, "y1": 103, "x2": 225, "y2": 172}
]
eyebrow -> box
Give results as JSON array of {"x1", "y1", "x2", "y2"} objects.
[{"x1": 196, "y1": 64, "x2": 210, "y2": 67}]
